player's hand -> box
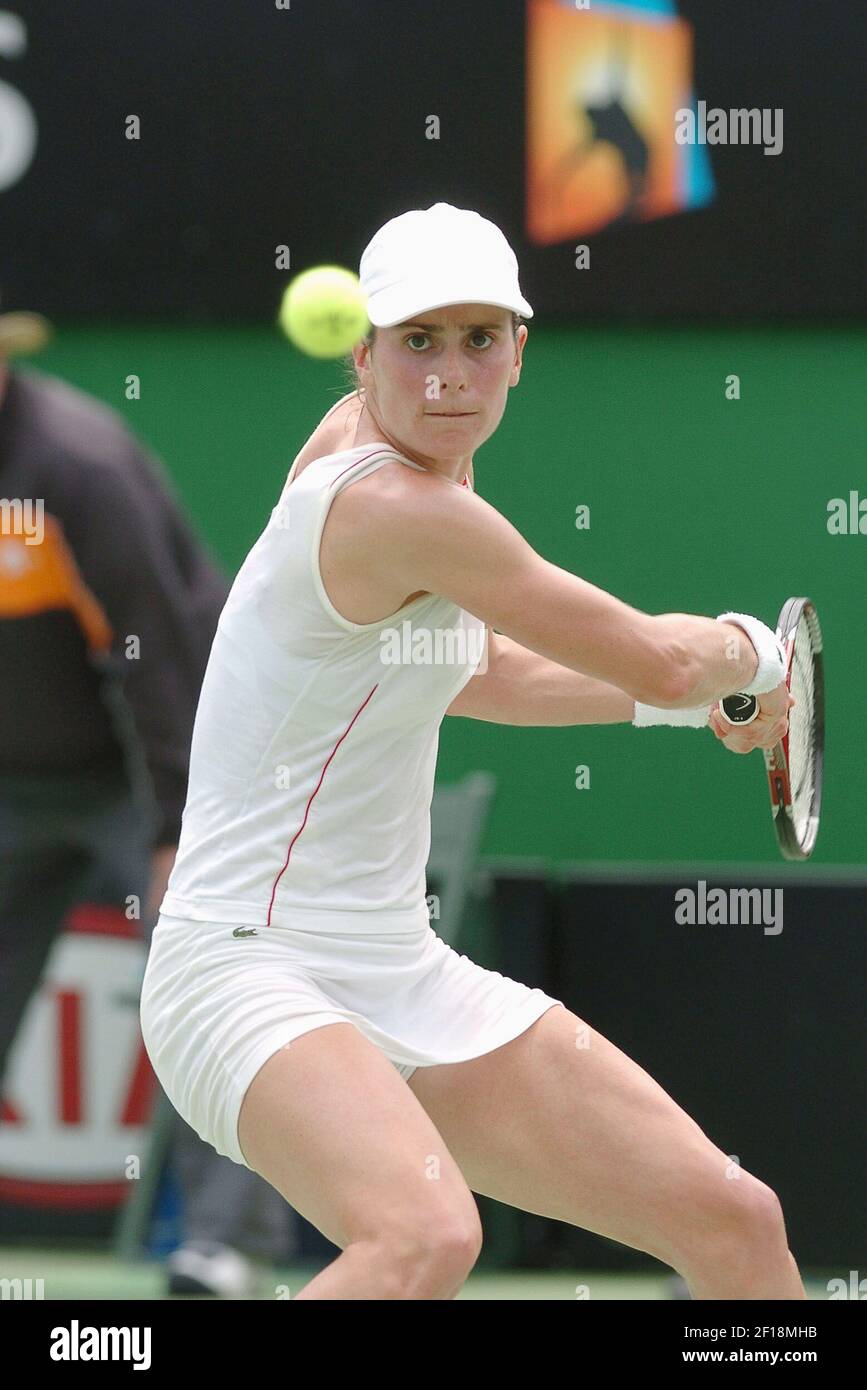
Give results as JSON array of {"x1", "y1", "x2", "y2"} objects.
[{"x1": 708, "y1": 683, "x2": 795, "y2": 754}]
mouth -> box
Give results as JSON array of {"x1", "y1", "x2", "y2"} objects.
[{"x1": 425, "y1": 411, "x2": 477, "y2": 418}]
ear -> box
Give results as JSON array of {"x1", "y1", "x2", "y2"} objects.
[
  {"x1": 510, "y1": 324, "x2": 528, "y2": 386},
  {"x1": 351, "y1": 335, "x2": 373, "y2": 379}
]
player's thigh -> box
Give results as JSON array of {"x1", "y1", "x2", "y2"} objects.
[
  {"x1": 408, "y1": 1004, "x2": 769, "y2": 1265},
  {"x1": 237, "y1": 1022, "x2": 481, "y2": 1253}
]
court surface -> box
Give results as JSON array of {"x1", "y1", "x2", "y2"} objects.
[{"x1": 0, "y1": 1247, "x2": 832, "y2": 1300}]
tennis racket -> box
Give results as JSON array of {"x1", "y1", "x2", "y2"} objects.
[{"x1": 719, "y1": 597, "x2": 825, "y2": 860}]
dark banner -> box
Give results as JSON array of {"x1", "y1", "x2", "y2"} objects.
[
  {"x1": 1, "y1": 0, "x2": 864, "y2": 321},
  {"x1": 492, "y1": 864, "x2": 867, "y2": 1271}
]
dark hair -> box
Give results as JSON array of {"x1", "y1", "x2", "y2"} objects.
[{"x1": 342, "y1": 311, "x2": 524, "y2": 393}]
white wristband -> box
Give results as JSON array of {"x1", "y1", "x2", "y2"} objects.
[
  {"x1": 633, "y1": 702, "x2": 711, "y2": 728},
  {"x1": 715, "y1": 612, "x2": 787, "y2": 695}
]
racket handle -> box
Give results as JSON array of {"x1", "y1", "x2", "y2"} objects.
[{"x1": 719, "y1": 693, "x2": 760, "y2": 725}]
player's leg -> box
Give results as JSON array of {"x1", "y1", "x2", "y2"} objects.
[
  {"x1": 237, "y1": 1022, "x2": 482, "y2": 1299},
  {"x1": 407, "y1": 1005, "x2": 805, "y2": 1299}
]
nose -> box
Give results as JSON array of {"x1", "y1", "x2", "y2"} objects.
[{"x1": 436, "y1": 346, "x2": 470, "y2": 394}]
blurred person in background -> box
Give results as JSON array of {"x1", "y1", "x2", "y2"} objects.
[{"x1": 0, "y1": 298, "x2": 291, "y2": 1295}]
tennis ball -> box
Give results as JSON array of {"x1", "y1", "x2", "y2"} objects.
[{"x1": 278, "y1": 265, "x2": 369, "y2": 359}]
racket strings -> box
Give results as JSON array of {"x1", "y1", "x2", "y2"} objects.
[{"x1": 788, "y1": 618, "x2": 816, "y2": 838}]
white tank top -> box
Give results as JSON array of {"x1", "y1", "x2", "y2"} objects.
[{"x1": 160, "y1": 441, "x2": 487, "y2": 931}]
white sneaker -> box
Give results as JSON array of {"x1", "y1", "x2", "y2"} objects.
[{"x1": 166, "y1": 1241, "x2": 259, "y2": 1298}]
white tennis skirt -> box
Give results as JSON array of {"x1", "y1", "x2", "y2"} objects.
[{"x1": 139, "y1": 903, "x2": 565, "y2": 1170}]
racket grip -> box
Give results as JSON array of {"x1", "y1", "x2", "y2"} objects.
[{"x1": 719, "y1": 693, "x2": 760, "y2": 725}]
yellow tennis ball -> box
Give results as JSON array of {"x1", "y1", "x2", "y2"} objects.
[{"x1": 278, "y1": 265, "x2": 369, "y2": 359}]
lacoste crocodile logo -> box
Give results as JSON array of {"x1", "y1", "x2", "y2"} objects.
[{"x1": 232, "y1": 927, "x2": 258, "y2": 938}]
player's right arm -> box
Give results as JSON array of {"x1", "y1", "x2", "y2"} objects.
[{"x1": 376, "y1": 471, "x2": 760, "y2": 709}]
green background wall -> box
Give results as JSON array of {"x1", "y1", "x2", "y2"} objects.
[{"x1": 30, "y1": 324, "x2": 866, "y2": 866}]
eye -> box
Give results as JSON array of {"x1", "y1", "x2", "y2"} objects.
[{"x1": 403, "y1": 330, "x2": 496, "y2": 352}]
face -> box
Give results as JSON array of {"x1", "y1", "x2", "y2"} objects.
[{"x1": 352, "y1": 303, "x2": 527, "y2": 472}]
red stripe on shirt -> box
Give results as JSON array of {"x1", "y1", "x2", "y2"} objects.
[{"x1": 265, "y1": 682, "x2": 380, "y2": 924}]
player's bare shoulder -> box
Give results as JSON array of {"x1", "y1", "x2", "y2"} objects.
[
  {"x1": 319, "y1": 457, "x2": 461, "y2": 623},
  {"x1": 326, "y1": 455, "x2": 467, "y2": 557}
]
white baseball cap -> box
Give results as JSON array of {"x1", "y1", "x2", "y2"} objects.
[{"x1": 359, "y1": 201, "x2": 534, "y2": 328}]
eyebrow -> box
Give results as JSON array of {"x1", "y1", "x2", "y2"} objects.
[{"x1": 401, "y1": 321, "x2": 506, "y2": 332}]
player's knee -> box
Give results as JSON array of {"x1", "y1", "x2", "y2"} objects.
[
  {"x1": 731, "y1": 1176, "x2": 788, "y2": 1257},
  {"x1": 716, "y1": 1174, "x2": 786, "y2": 1249},
  {"x1": 668, "y1": 1169, "x2": 788, "y2": 1275},
  {"x1": 372, "y1": 1204, "x2": 483, "y2": 1297},
  {"x1": 433, "y1": 1212, "x2": 484, "y2": 1281}
]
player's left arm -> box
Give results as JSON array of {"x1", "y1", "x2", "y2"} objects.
[
  {"x1": 445, "y1": 626, "x2": 636, "y2": 725},
  {"x1": 446, "y1": 627, "x2": 787, "y2": 749}
]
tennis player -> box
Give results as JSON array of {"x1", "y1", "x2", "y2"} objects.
[{"x1": 140, "y1": 202, "x2": 803, "y2": 1300}]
